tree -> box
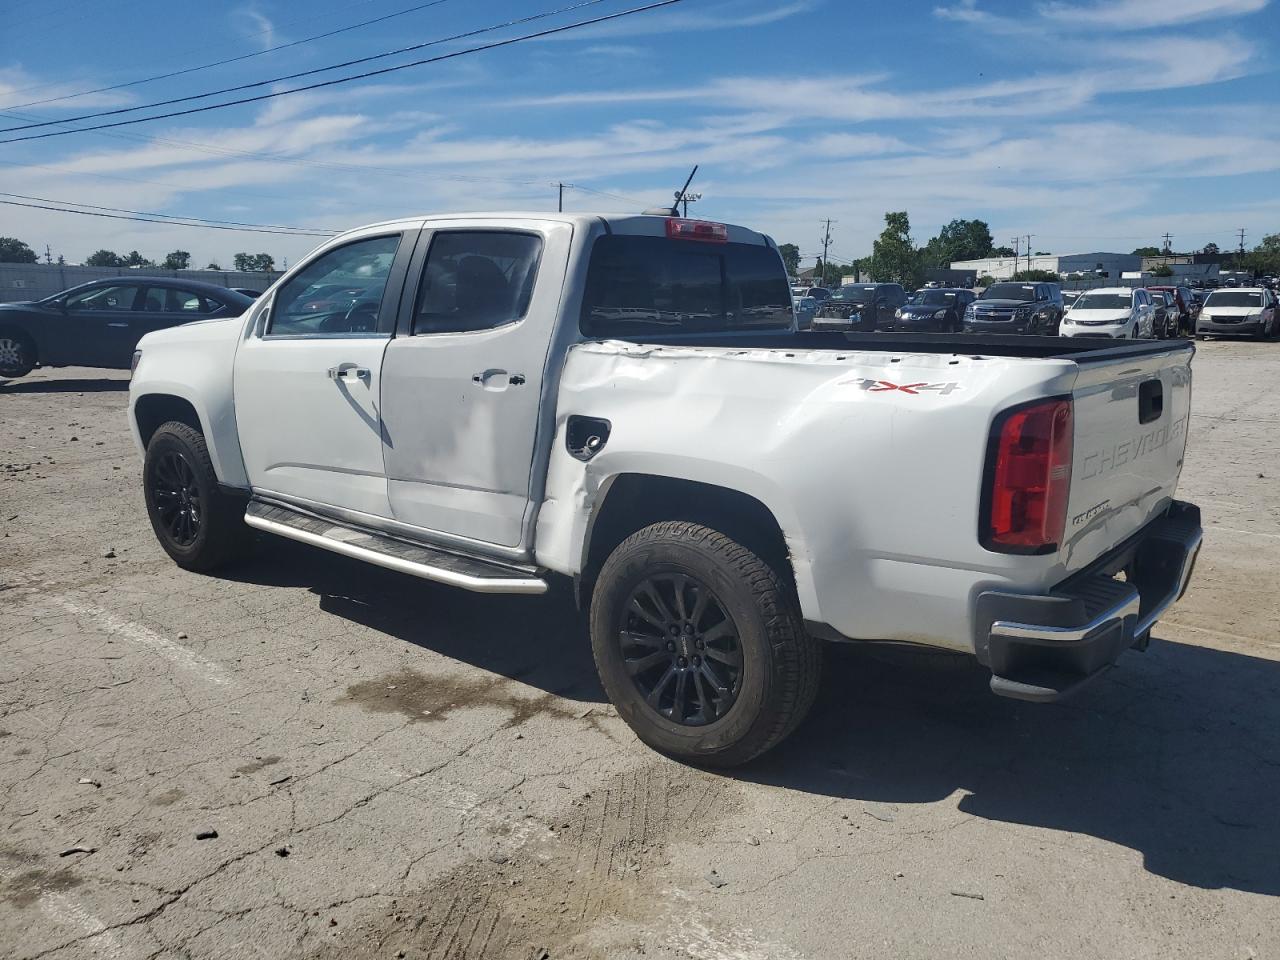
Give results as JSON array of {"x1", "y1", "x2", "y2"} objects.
[
  {"x1": 1131, "y1": 246, "x2": 1161, "y2": 257},
  {"x1": 1012, "y1": 269, "x2": 1061, "y2": 282},
  {"x1": 205, "y1": 262, "x2": 222, "y2": 270},
  {"x1": 869, "y1": 211, "x2": 922, "y2": 287},
  {"x1": 777, "y1": 243, "x2": 801, "y2": 277},
  {"x1": 1201, "y1": 242, "x2": 1220, "y2": 256},
  {"x1": 976, "y1": 274, "x2": 997, "y2": 287},
  {"x1": 0, "y1": 237, "x2": 39, "y2": 264},
  {"x1": 233, "y1": 252, "x2": 274, "y2": 272},
  {"x1": 85, "y1": 249, "x2": 125, "y2": 266},
  {"x1": 921, "y1": 218, "x2": 993, "y2": 268},
  {"x1": 1241, "y1": 232, "x2": 1280, "y2": 278},
  {"x1": 162, "y1": 250, "x2": 191, "y2": 270},
  {"x1": 1150, "y1": 264, "x2": 1174, "y2": 277},
  {"x1": 991, "y1": 245, "x2": 1015, "y2": 257},
  {"x1": 123, "y1": 250, "x2": 153, "y2": 267}
]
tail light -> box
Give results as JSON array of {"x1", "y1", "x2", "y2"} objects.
[
  {"x1": 981, "y1": 398, "x2": 1073, "y2": 553},
  {"x1": 666, "y1": 218, "x2": 727, "y2": 242}
]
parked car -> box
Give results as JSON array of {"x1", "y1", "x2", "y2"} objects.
[
  {"x1": 0, "y1": 278, "x2": 254, "y2": 379},
  {"x1": 1147, "y1": 290, "x2": 1179, "y2": 339},
  {"x1": 1147, "y1": 285, "x2": 1195, "y2": 335},
  {"x1": 1062, "y1": 290, "x2": 1082, "y2": 310},
  {"x1": 793, "y1": 295, "x2": 819, "y2": 330},
  {"x1": 962, "y1": 281, "x2": 1064, "y2": 335},
  {"x1": 1196, "y1": 288, "x2": 1279, "y2": 339},
  {"x1": 881, "y1": 287, "x2": 974, "y2": 332},
  {"x1": 129, "y1": 212, "x2": 1203, "y2": 766},
  {"x1": 1060, "y1": 287, "x2": 1155, "y2": 339},
  {"x1": 812, "y1": 282, "x2": 906, "y2": 331},
  {"x1": 805, "y1": 286, "x2": 833, "y2": 304}
]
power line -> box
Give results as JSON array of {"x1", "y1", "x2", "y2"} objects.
[
  {"x1": 0, "y1": 0, "x2": 457, "y2": 111},
  {"x1": 0, "y1": 0, "x2": 617, "y2": 134},
  {"x1": 0, "y1": 192, "x2": 336, "y2": 233},
  {"x1": 0, "y1": 198, "x2": 335, "y2": 236}
]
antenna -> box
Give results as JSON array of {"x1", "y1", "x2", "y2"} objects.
[{"x1": 672, "y1": 164, "x2": 698, "y2": 216}]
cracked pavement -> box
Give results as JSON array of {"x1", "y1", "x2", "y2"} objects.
[{"x1": 2, "y1": 343, "x2": 1279, "y2": 959}]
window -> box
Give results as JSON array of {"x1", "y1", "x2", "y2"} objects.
[
  {"x1": 142, "y1": 287, "x2": 222, "y2": 313},
  {"x1": 1204, "y1": 291, "x2": 1262, "y2": 308},
  {"x1": 412, "y1": 231, "x2": 542, "y2": 335},
  {"x1": 66, "y1": 284, "x2": 140, "y2": 311},
  {"x1": 581, "y1": 235, "x2": 792, "y2": 336},
  {"x1": 268, "y1": 234, "x2": 401, "y2": 336}
]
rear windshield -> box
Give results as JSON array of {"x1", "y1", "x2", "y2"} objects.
[
  {"x1": 1204, "y1": 291, "x2": 1262, "y2": 307},
  {"x1": 982, "y1": 283, "x2": 1037, "y2": 301},
  {"x1": 1073, "y1": 293, "x2": 1130, "y2": 310},
  {"x1": 581, "y1": 235, "x2": 792, "y2": 336}
]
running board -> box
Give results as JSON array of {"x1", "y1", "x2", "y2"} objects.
[{"x1": 243, "y1": 500, "x2": 548, "y2": 595}]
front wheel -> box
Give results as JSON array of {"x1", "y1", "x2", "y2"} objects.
[
  {"x1": 143, "y1": 421, "x2": 250, "y2": 572},
  {"x1": 589, "y1": 521, "x2": 821, "y2": 767}
]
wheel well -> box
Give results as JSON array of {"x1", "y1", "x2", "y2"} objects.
[
  {"x1": 0, "y1": 324, "x2": 36, "y2": 354},
  {"x1": 134, "y1": 394, "x2": 202, "y2": 447},
  {"x1": 581, "y1": 474, "x2": 794, "y2": 600}
]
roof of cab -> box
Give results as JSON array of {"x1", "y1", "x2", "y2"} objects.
[{"x1": 336, "y1": 212, "x2": 774, "y2": 248}]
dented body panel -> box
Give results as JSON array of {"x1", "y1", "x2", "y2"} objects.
[{"x1": 537, "y1": 340, "x2": 1192, "y2": 652}]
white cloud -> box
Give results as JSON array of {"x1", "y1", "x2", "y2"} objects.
[{"x1": 1037, "y1": 0, "x2": 1269, "y2": 29}]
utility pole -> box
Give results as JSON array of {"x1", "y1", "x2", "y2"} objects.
[
  {"x1": 1237, "y1": 227, "x2": 1246, "y2": 255},
  {"x1": 819, "y1": 219, "x2": 834, "y2": 286},
  {"x1": 1011, "y1": 236, "x2": 1020, "y2": 277},
  {"x1": 558, "y1": 183, "x2": 564, "y2": 213},
  {"x1": 1162, "y1": 232, "x2": 1173, "y2": 255},
  {"x1": 1025, "y1": 235, "x2": 1034, "y2": 272},
  {"x1": 44, "y1": 244, "x2": 52, "y2": 265}
]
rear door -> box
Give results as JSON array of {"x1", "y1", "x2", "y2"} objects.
[
  {"x1": 233, "y1": 229, "x2": 415, "y2": 518},
  {"x1": 379, "y1": 220, "x2": 572, "y2": 549},
  {"x1": 1061, "y1": 345, "x2": 1193, "y2": 573}
]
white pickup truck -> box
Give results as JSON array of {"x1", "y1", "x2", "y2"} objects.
[{"x1": 129, "y1": 213, "x2": 1203, "y2": 766}]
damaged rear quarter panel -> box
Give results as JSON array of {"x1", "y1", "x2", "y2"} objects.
[{"x1": 535, "y1": 340, "x2": 1078, "y2": 651}]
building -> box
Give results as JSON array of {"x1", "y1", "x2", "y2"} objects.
[{"x1": 949, "y1": 251, "x2": 1141, "y2": 282}]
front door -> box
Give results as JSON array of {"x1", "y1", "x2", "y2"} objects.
[
  {"x1": 379, "y1": 220, "x2": 571, "y2": 549},
  {"x1": 233, "y1": 230, "x2": 413, "y2": 519},
  {"x1": 49, "y1": 283, "x2": 145, "y2": 367}
]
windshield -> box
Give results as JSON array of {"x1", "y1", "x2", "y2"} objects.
[
  {"x1": 907, "y1": 290, "x2": 956, "y2": 306},
  {"x1": 829, "y1": 286, "x2": 875, "y2": 302},
  {"x1": 981, "y1": 283, "x2": 1037, "y2": 302},
  {"x1": 1073, "y1": 293, "x2": 1131, "y2": 310},
  {"x1": 1205, "y1": 291, "x2": 1263, "y2": 308}
]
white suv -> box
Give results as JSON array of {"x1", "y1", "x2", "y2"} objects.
[{"x1": 1059, "y1": 287, "x2": 1154, "y2": 339}]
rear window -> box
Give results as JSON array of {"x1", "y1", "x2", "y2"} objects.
[{"x1": 580, "y1": 235, "x2": 791, "y2": 336}]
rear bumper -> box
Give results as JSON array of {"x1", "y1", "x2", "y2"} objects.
[{"x1": 974, "y1": 501, "x2": 1202, "y2": 702}]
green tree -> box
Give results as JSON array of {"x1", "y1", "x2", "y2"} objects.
[
  {"x1": 162, "y1": 250, "x2": 191, "y2": 270},
  {"x1": 990, "y1": 245, "x2": 1015, "y2": 257},
  {"x1": 869, "y1": 211, "x2": 921, "y2": 287},
  {"x1": 85, "y1": 249, "x2": 124, "y2": 266},
  {"x1": 0, "y1": 237, "x2": 39, "y2": 263},
  {"x1": 921, "y1": 218, "x2": 993, "y2": 268},
  {"x1": 232, "y1": 253, "x2": 251, "y2": 271},
  {"x1": 1242, "y1": 232, "x2": 1280, "y2": 277},
  {"x1": 777, "y1": 243, "x2": 801, "y2": 277},
  {"x1": 1201, "y1": 242, "x2": 1219, "y2": 255},
  {"x1": 1131, "y1": 246, "x2": 1161, "y2": 257},
  {"x1": 251, "y1": 253, "x2": 275, "y2": 272},
  {"x1": 123, "y1": 250, "x2": 153, "y2": 267},
  {"x1": 1012, "y1": 269, "x2": 1062, "y2": 282},
  {"x1": 1150, "y1": 264, "x2": 1174, "y2": 277},
  {"x1": 205, "y1": 262, "x2": 222, "y2": 270},
  {"x1": 976, "y1": 274, "x2": 997, "y2": 287}
]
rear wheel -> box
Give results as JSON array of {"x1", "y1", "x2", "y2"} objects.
[
  {"x1": 143, "y1": 421, "x2": 250, "y2": 571},
  {"x1": 0, "y1": 332, "x2": 36, "y2": 378},
  {"x1": 590, "y1": 521, "x2": 821, "y2": 767}
]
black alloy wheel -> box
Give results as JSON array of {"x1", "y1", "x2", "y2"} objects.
[
  {"x1": 619, "y1": 573, "x2": 743, "y2": 726},
  {"x1": 148, "y1": 450, "x2": 202, "y2": 547}
]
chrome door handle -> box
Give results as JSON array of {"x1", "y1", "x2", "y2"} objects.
[
  {"x1": 327, "y1": 366, "x2": 370, "y2": 382},
  {"x1": 107, "y1": 322, "x2": 129, "y2": 328}
]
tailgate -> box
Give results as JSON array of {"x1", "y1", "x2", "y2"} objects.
[{"x1": 1061, "y1": 345, "x2": 1193, "y2": 572}]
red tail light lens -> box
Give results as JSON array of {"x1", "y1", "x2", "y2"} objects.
[
  {"x1": 982, "y1": 398, "x2": 1073, "y2": 553},
  {"x1": 665, "y1": 218, "x2": 728, "y2": 242}
]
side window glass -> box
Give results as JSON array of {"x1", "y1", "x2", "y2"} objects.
[
  {"x1": 143, "y1": 288, "x2": 166, "y2": 312},
  {"x1": 412, "y1": 231, "x2": 543, "y2": 335},
  {"x1": 67, "y1": 285, "x2": 140, "y2": 311},
  {"x1": 268, "y1": 234, "x2": 401, "y2": 337}
]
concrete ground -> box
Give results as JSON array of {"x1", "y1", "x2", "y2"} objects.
[{"x1": 1, "y1": 340, "x2": 1278, "y2": 960}]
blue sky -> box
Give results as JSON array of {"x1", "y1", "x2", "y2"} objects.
[{"x1": 2, "y1": 0, "x2": 1277, "y2": 269}]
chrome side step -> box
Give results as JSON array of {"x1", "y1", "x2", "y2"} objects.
[{"x1": 243, "y1": 500, "x2": 548, "y2": 595}]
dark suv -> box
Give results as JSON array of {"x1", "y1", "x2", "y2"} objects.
[
  {"x1": 882, "y1": 287, "x2": 976, "y2": 332},
  {"x1": 812, "y1": 283, "x2": 907, "y2": 332},
  {"x1": 962, "y1": 281, "x2": 1063, "y2": 335}
]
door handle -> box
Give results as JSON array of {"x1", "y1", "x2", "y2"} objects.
[
  {"x1": 327, "y1": 366, "x2": 370, "y2": 382},
  {"x1": 107, "y1": 322, "x2": 129, "y2": 328}
]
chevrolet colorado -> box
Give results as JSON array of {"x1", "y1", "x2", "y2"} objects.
[{"x1": 129, "y1": 213, "x2": 1202, "y2": 766}]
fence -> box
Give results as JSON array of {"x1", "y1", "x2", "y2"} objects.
[{"x1": 0, "y1": 263, "x2": 284, "y2": 303}]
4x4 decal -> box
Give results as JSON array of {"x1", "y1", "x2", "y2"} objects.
[{"x1": 843, "y1": 378, "x2": 963, "y2": 396}]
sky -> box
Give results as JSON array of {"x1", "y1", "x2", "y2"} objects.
[{"x1": 1, "y1": 0, "x2": 1277, "y2": 271}]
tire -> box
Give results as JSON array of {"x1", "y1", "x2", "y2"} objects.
[
  {"x1": 0, "y1": 331, "x2": 36, "y2": 378},
  {"x1": 143, "y1": 421, "x2": 250, "y2": 572},
  {"x1": 589, "y1": 521, "x2": 821, "y2": 767}
]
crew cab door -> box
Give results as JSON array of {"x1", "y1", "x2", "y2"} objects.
[
  {"x1": 232, "y1": 229, "x2": 415, "y2": 518},
  {"x1": 379, "y1": 220, "x2": 572, "y2": 549},
  {"x1": 46, "y1": 282, "x2": 145, "y2": 367}
]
